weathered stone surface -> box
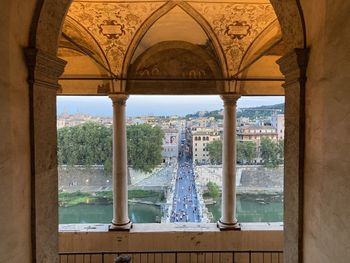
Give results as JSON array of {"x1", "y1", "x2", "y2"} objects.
[
  {"x1": 277, "y1": 48, "x2": 308, "y2": 263},
  {"x1": 59, "y1": 166, "x2": 111, "y2": 192},
  {"x1": 25, "y1": 48, "x2": 67, "y2": 263},
  {"x1": 33, "y1": 0, "x2": 72, "y2": 54},
  {"x1": 301, "y1": 1, "x2": 350, "y2": 262},
  {"x1": 0, "y1": 1, "x2": 36, "y2": 263},
  {"x1": 269, "y1": 0, "x2": 305, "y2": 50},
  {"x1": 240, "y1": 166, "x2": 283, "y2": 189}
]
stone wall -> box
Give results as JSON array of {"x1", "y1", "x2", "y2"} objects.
[
  {"x1": 58, "y1": 165, "x2": 158, "y2": 192},
  {"x1": 0, "y1": 1, "x2": 36, "y2": 262},
  {"x1": 301, "y1": 0, "x2": 350, "y2": 262},
  {"x1": 239, "y1": 166, "x2": 283, "y2": 189},
  {"x1": 195, "y1": 165, "x2": 283, "y2": 193},
  {"x1": 59, "y1": 165, "x2": 284, "y2": 194},
  {"x1": 59, "y1": 166, "x2": 111, "y2": 192}
]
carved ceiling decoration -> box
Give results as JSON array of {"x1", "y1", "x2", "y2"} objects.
[
  {"x1": 190, "y1": 2, "x2": 277, "y2": 75},
  {"x1": 127, "y1": 41, "x2": 224, "y2": 94},
  {"x1": 61, "y1": 1, "x2": 280, "y2": 78},
  {"x1": 66, "y1": 1, "x2": 165, "y2": 74},
  {"x1": 61, "y1": 17, "x2": 107, "y2": 65}
]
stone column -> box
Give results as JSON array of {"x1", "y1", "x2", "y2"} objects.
[
  {"x1": 218, "y1": 94, "x2": 241, "y2": 230},
  {"x1": 109, "y1": 94, "x2": 132, "y2": 230},
  {"x1": 24, "y1": 48, "x2": 67, "y2": 263},
  {"x1": 277, "y1": 49, "x2": 308, "y2": 263}
]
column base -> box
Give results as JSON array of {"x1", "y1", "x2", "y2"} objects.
[
  {"x1": 217, "y1": 220, "x2": 241, "y2": 231},
  {"x1": 109, "y1": 221, "x2": 133, "y2": 231}
]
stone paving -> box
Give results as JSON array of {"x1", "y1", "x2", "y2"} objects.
[{"x1": 131, "y1": 165, "x2": 176, "y2": 189}]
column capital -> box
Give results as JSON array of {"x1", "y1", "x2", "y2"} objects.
[
  {"x1": 24, "y1": 48, "x2": 67, "y2": 90},
  {"x1": 277, "y1": 48, "x2": 309, "y2": 88},
  {"x1": 220, "y1": 94, "x2": 241, "y2": 105},
  {"x1": 109, "y1": 94, "x2": 129, "y2": 106}
]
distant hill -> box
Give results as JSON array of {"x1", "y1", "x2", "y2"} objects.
[
  {"x1": 186, "y1": 103, "x2": 284, "y2": 120},
  {"x1": 239, "y1": 103, "x2": 285, "y2": 112},
  {"x1": 185, "y1": 109, "x2": 223, "y2": 120},
  {"x1": 237, "y1": 103, "x2": 284, "y2": 119}
]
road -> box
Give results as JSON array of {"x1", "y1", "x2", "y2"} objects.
[{"x1": 170, "y1": 143, "x2": 201, "y2": 222}]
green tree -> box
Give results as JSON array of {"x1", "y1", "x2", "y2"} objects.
[
  {"x1": 206, "y1": 181, "x2": 220, "y2": 199},
  {"x1": 57, "y1": 122, "x2": 165, "y2": 174},
  {"x1": 127, "y1": 124, "x2": 164, "y2": 173},
  {"x1": 207, "y1": 140, "x2": 222, "y2": 165},
  {"x1": 277, "y1": 140, "x2": 284, "y2": 162},
  {"x1": 260, "y1": 137, "x2": 284, "y2": 168},
  {"x1": 237, "y1": 141, "x2": 257, "y2": 164},
  {"x1": 57, "y1": 122, "x2": 113, "y2": 174}
]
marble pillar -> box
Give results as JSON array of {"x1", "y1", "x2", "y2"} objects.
[
  {"x1": 109, "y1": 94, "x2": 132, "y2": 231},
  {"x1": 218, "y1": 94, "x2": 241, "y2": 230}
]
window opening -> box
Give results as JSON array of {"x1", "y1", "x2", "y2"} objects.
[{"x1": 57, "y1": 95, "x2": 284, "y2": 225}]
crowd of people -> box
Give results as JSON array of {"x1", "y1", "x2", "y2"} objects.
[{"x1": 170, "y1": 148, "x2": 201, "y2": 223}]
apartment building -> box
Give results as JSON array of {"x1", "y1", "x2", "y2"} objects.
[{"x1": 192, "y1": 128, "x2": 222, "y2": 164}]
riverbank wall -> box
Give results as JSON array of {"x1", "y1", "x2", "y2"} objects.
[
  {"x1": 195, "y1": 165, "x2": 283, "y2": 194},
  {"x1": 59, "y1": 164, "x2": 283, "y2": 194},
  {"x1": 58, "y1": 165, "x2": 157, "y2": 193}
]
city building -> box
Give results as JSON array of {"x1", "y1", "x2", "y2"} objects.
[
  {"x1": 1, "y1": 1, "x2": 349, "y2": 263},
  {"x1": 237, "y1": 125, "x2": 278, "y2": 144},
  {"x1": 192, "y1": 128, "x2": 222, "y2": 164},
  {"x1": 237, "y1": 125, "x2": 278, "y2": 163},
  {"x1": 187, "y1": 117, "x2": 216, "y2": 128},
  {"x1": 57, "y1": 114, "x2": 113, "y2": 128},
  {"x1": 271, "y1": 114, "x2": 285, "y2": 140},
  {"x1": 161, "y1": 128, "x2": 180, "y2": 164},
  {"x1": 237, "y1": 116, "x2": 254, "y2": 126}
]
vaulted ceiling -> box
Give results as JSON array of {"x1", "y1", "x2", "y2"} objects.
[{"x1": 58, "y1": 0, "x2": 285, "y2": 95}]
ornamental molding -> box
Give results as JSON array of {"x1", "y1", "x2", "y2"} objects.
[
  {"x1": 24, "y1": 48, "x2": 67, "y2": 89},
  {"x1": 277, "y1": 48, "x2": 309, "y2": 88},
  {"x1": 109, "y1": 93, "x2": 129, "y2": 106},
  {"x1": 62, "y1": 1, "x2": 279, "y2": 80},
  {"x1": 189, "y1": 2, "x2": 277, "y2": 75},
  {"x1": 61, "y1": 17, "x2": 107, "y2": 66},
  {"x1": 67, "y1": 1, "x2": 164, "y2": 75},
  {"x1": 221, "y1": 94, "x2": 241, "y2": 105}
]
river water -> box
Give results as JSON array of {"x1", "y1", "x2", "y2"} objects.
[
  {"x1": 59, "y1": 194, "x2": 282, "y2": 224},
  {"x1": 207, "y1": 194, "x2": 283, "y2": 223}
]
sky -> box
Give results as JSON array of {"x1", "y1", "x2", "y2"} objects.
[{"x1": 57, "y1": 96, "x2": 285, "y2": 117}]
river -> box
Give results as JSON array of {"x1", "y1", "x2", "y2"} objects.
[
  {"x1": 59, "y1": 194, "x2": 282, "y2": 224},
  {"x1": 207, "y1": 194, "x2": 283, "y2": 223}
]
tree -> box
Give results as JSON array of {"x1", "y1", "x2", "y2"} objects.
[
  {"x1": 127, "y1": 124, "x2": 164, "y2": 173},
  {"x1": 260, "y1": 137, "x2": 284, "y2": 168},
  {"x1": 207, "y1": 140, "x2": 222, "y2": 165},
  {"x1": 57, "y1": 122, "x2": 113, "y2": 174},
  {"x1": 57, "y1": 122, "x2": 165, "y2": 174},
  {"x1": 237, "y1": 141, "x2": 257, "y2": 164},
  {"x1": 206, "y1": 181, "x2": 220, "y2": 199},
  {"x1": 277, "y1": 140, "x2": 284, "y2": 162}
]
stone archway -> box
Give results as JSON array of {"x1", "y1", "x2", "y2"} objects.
[
  {"x1": 31, "y1": 0, "x2": 306, "y2": 55},
  {"x1": 121, "y1": 1, "x2": 230, "y2": 80},
  {"x1": 27, "y1": 1, "x2": 307, "y2": 263},
  {"x1": 126, "y1": 41, "x2": 224, "y2": 94}
]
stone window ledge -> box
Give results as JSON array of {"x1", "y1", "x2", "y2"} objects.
[{"x1": 59, "y1": 223, "x2": 283, "y2": 233}]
